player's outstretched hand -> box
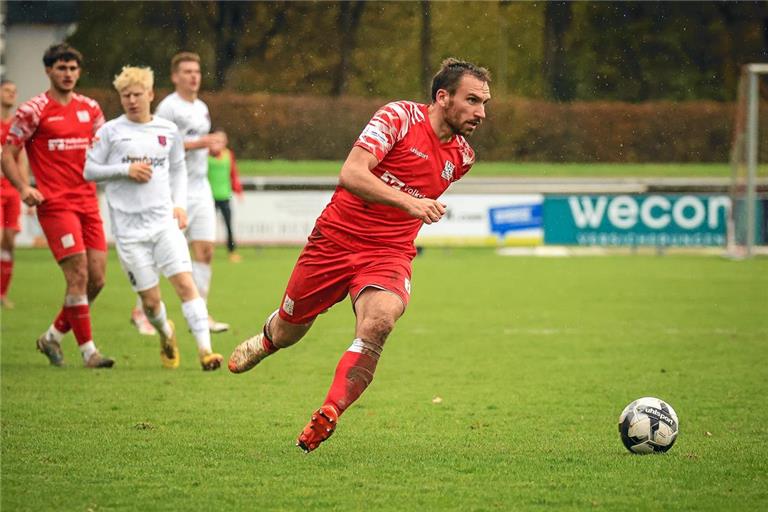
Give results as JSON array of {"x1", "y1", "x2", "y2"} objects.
[
  {"x1": 20, "y1": 185, "x2": 44, "y2": 207},
  {"x1": 173, "y1": 207, "x2": 188, "y2": 230},
  {"x1": 128, "y1": 162, "x2": 153, "y2": 183},
  {"x1": 405, "y1": 197, "x2": 446, "y2": 224}
]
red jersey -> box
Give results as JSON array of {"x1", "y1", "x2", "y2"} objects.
[
  {"x1": 1, "y1": 118, "x2": 14, "y2": 194},
  {"x1": 5, "y1": 91, "x2": 104, "y2": 206},
  {"x1": 316, "y1": 101, "x2": 475, "y2": 255}
]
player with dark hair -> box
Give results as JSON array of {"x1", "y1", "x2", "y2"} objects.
[
  {"x1": 0, "y1": 79, "x2": 29, "y2": 309},
  {"x1": 229, "y1": 58, "x2": 491, "y2": 452},
  {"x1": 1, "y1": 43, "x2": 114, "y2": 368}
]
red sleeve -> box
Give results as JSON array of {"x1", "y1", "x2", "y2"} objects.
[
  {"x1": 91, "y1": 103, "x2": 105, "y2": 134},
  {"x1": 353, "y1": 101, "x2": 418, "y2": 162},
  {"x1": 6, "y1": 101, "x2": 41, "y2": 147},
  {"x1": 229, "y1": 149, "x2": 243, "y2": 194}
]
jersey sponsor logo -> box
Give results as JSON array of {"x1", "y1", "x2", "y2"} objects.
[
  {"x1": 441, "y1": 161, "x2": 455, "y2": 181},
  {"x1": 121, "y1": 155, "x2": 167, "y2": 167},
  {"x1": 158, "y1": 135, "x2": 167, "y2": 146},
  {"x1": 282, "y1": 294, "x2": 295, "y2": 316},
  {"x1": 76, "y1": 110, "x2": 91, "y2": 123},
  {"x1": 410, "y1": 147, "x2": 428, "y2": 160},
  {"x1": 45, "y1": 115, "x2": 65, "y2": 123},
  {"x1": 48, "y1": 137, "x2": 91, "y2": 151},
  {"x1": 360, "y1": 125, "x2": 388, "y2": 146},
  {"x1": 380, "y1": 171, "x2": 426, "y2": 199}
]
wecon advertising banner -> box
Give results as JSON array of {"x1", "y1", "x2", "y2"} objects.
[{"x1": 543, "y1": 195, "x2": 731, "y2": 246}]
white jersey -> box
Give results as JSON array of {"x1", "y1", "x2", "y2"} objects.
[
  {"x1": 155, "y1": 92, "x2": 211, "y2": 198},
  {"x1": 84, "y1": 114, "x2": 187, "y2": 242}
]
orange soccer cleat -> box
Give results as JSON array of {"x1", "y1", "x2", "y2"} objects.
[{"x1": 296, "y1": 405, "x2": 339, "y2": 453}]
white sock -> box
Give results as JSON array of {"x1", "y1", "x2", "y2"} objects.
[
  {"x1": 79, "y1": 340, "x2": 97, "y2": 361},
  {"x1": 46, "y1": 325, "x2": 66, "y2": 343},
  {"x1": 191, "y1": 262, "x2": 211, "y2": 302},
  {"x1": 182, "y1": 297, "x2": 212, "y2": 354},
  {"x1": 146, "y1": 301, "x2": 173, "y2": 338}
]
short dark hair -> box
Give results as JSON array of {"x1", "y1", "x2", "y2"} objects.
[
  {"x1": 171, "y1": 52, "x2": 201, "y2": 74},
  {"x1": 43, "y1": 43, "x2": 83, "y2": 68},
  {"x1": 430, "y1": 58, "x2": 491, "y2": 102},
  {"x1": 0, "y1": 79, "x2": 14, "y2": 86}
]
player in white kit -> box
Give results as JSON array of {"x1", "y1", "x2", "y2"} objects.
[
  {"x1": 84, "y1": 66, "x2": 223, "y2": 371},
  {"x1": 146, "y1": 51, "x2": 229, "y2": 335}
]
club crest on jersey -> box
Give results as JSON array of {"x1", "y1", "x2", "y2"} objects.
[
  {"x1": 76, "y1": 110, "x2": 91, "y2": 123},
  {"x1": 158, "y1": 135, "x2": 167, "y2": 146},
  {"x1": 441, "y1": 160, "x2": 455, "y2": 181}
]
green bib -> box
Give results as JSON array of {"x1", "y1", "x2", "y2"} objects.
[{"x1": 208, "y1": 149, "x2": 232, "y2": 200}]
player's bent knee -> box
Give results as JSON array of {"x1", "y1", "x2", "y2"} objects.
[{"x1": 357, "y1": 315, "x2": 395, "y2": 344}]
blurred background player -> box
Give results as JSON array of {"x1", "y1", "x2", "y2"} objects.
[
  {"x1": 131, "y1": 51, "x2": 229, "y2": 335},
  {"x1": 0, "y1": 79, "x2": 29, "y2": 309},
  {"x1": 208, "y1": 132, "x2": 243, "y2": 263},
  {"x1": 85, "y1": 66, "x2": 223, "y2": 371},
  {"x1": 1, "y1": 44, "x2": 114, "y2": 368},
  {"x1": 229, "y1": 58, "x2": 491, "y2": 452}
]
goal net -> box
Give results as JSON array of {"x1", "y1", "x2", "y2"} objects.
[{"x1": 728, "y1": 64, "x2": 768, "y2": 257}]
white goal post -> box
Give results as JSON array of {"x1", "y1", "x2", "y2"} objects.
[{"x1": 729, "y1": 63, "x2": 768, "y2": 257}]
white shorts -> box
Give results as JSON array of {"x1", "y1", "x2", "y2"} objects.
[
  {"x1": 185, "y1": 195, "x2": 216, "y2": 242},
  {"x1": 115, "y1": 226, "x2": 192, "y2": 292}
]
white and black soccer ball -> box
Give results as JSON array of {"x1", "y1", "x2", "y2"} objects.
[{"x1": 618, "y1": 397, "x2": 679, "y2": 454}]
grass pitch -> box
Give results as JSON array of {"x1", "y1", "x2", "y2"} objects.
[{"x1": 2, "y1": 248, "x2": 767, "y2": 511}]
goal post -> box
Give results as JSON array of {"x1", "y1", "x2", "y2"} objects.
[{"x1": 729, "y1": 63, "x2": 768, "y2": 257}]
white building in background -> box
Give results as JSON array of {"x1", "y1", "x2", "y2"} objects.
[{"x1": 1, "y1": 1, "x2": 78, "y2": 103}]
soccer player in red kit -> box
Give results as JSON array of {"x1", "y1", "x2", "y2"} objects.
[
  {"x1": 229, "y1": 58, "x2": 491, "y2": 452},
  {"x1": 1, "y1": 44, "x2": 114, "y2": 368},
  {"x1": 1, "y1": 79, "x2": 27, "y2": 309}
]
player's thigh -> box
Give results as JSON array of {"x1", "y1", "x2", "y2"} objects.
[
  {"x1": 349, "y1": 251, "x2": 412, "y2": 320},
  {"x1": 189, "y1": 240, "x2": 214, "y2": 263},
  {"x1": 279, "y1": 230, "x2": 355, "y2": 325},
  {"x1": 185, "y1": 196, "x2": 216, "y2": 245},
  {"x1": 154, "y1": 226, "x2": 193, "y2": 280},
  {"x1": 166, "y1": 271, "x2": 199, "y2": 302},
  {"x1": 353, "y1": 288, "x2": 405, "y2": 342},
  {"x1": 58, "y1": 252, "x2": 89, "y2": 288},
  {"x1": 1, "y1": 226, "x2": 18, "y2": 251},
  {"x1": 37, "y1": 207, "x2": 87, "y2": 262},
  {"x1": 115, "y1": 239, "x2": 160, "y2": 292}
]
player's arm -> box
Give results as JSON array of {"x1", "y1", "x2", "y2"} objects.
[
  {"x1": 338, "y1": 147, "x2": 446, "y2": 225},
  {"x1": 229, "y1": 149, "x2": 244, "y2": 198},
  {"x1": 84, "y1": 127, "x2": 143, "y2": 182},
  {"x1": 2, "y1": 143, "x2": 43, "y2": 206},
  {"x1": 169, "y1": 129, "x2": 188, "y2": 229}
]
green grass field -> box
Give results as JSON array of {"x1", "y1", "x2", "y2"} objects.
[
  {"x1": 237, "y1": 160, "x2": 768, "y2": 178},
  {"x1": 2, "y1": 248, "x2": 767, "y2": 511}
]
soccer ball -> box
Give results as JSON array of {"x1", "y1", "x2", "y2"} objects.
[{"x1": 618, "y1": 397, "x2": 679, "y2": 454}]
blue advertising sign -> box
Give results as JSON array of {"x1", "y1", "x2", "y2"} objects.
[
  {"x1": 544, "y1": 195, "x2": 731, "y2": 246},
  {"x1": 489, "y1": 204, "x2": 543, "y2": 238}
]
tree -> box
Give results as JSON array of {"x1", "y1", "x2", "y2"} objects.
[
  {"x1": 542, "y1": 1, "x2": 573, "y2": 101},
  {"x1": 331, "y1": 1, "x2": 366, "y2": 96}
]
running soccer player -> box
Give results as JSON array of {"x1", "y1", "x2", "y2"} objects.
[
  {"x1": 229, "y1": 58, "x2": 491, "y2": 452},
  {"x1": 84, "y1": 66, "x2": 223, "y2": 371},
  {"x1": 1, "y1": 43, "x2": 114, "y2": 368},
  {"x1": 0, "y1": 79, "x2": 28, "y2": 309},
  {"x1": 146, "y1": 51, "x2": 229, "y2": 334}
]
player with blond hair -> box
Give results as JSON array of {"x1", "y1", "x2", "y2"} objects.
[
  {"x1": 84, "y1": 66, "x2": 223, "y2": 370},
  {"x1": 129, "y1": 51, "x2": 230, "y2": 336}
]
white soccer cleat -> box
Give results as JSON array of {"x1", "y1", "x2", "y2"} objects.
[
  {"x1": 208, "y1": 317, "x2": 229, "y2": 334},
  {"x1": 228, "y1": 333, "x2": 273, "y2": 373}
]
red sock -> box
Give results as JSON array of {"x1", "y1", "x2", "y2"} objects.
[
  {"x1": 64, "y1": 304, "x2": 93, "y2": 346},
  {"x1": 323, "y1": 350, "x2": 379, "y2": 415},
  {"x1": 53, "y1": 308, "x2": 71, "y2": 333},
  {"x1": 0, "y1": 257, "x2": 12, "y2": 298}
]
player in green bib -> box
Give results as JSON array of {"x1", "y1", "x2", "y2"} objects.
[{"x1": 207, "y1": 137, "x2": 243, "y2": 262}]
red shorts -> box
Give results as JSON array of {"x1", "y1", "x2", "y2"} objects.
[
  {"x1": 0, "y1": 187, "x2": 21, "y2": 232},
  {"x1": 37, "y1": 201, "x2": 107, "y2": 262},
  {"x1": 279, "y1": 228, "x2": 414, "y2": 324}
]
